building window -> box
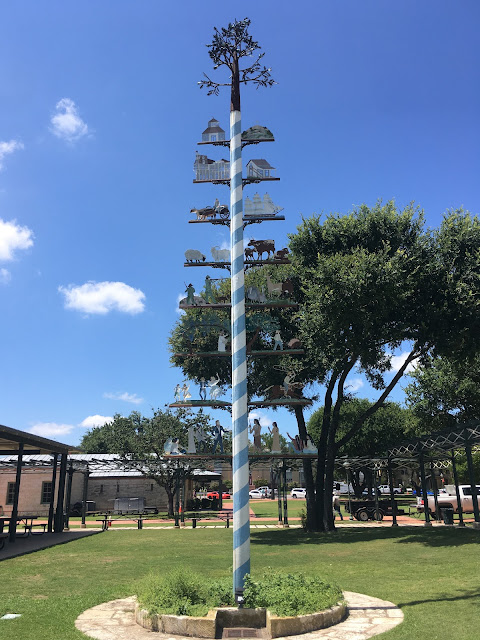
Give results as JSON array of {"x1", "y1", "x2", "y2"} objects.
[
  {"x1": 100, "y1": 484, "x2": 104, "y2": 494},
  {"x1": 116, "y1": 483, "x2": 120, "y2": 493},
  {"x1": 41, "y1": 482, "x2": 53, "y2": 504},
  {"x1": 264, "y1": 170, "x2": 269, "y2": 177},
  {"x1": 151, "y1": 483, "x2": 154, "y2": 491},
  {"x1": 211, "y1": 135, "x2": 216, "y2": 142},
  {"x1": 6, "y1": 482, "x2": 16, "y2": 505}
]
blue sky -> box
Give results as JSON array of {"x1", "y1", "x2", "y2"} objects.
[{"x1": 0, "y1": 1, "x2": 478, "y2": 446}]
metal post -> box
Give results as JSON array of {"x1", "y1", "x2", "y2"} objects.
[
  {"x1": 282, "y1": 462, "x2": 289, "y2": 528},
  {"x1": 270, "y1": 467, "x2": 275, "y2": 500},
  {"x1": 174, "y1": 467, "x2": 180, "y2": 528},
  {"x1": 64, "y1": 463, "x2": 74, "y2": 530},
  {"x1": 419, "y1": 453, "x2": 431, "y2": 526},
  {"x1": 451, "y1": 450, "x2": 465, "y2": 527},
  {"x1": 230, "y1": 105, "x2": 250, "y2": 595},
  {"x1": 48, "y1": 453, "x2": 58, "y2": 533},
  {"x1": 387, "y1": 458, "x2": 398, "y2": 527},
  {"x1": 81, "y1": 471, "x2": 89, "y2": 527},
  {"x1": 180, "y1": 469, "x2": 186, "y2": 527},
  {"x1": 373, "y1": 468, "x2": 380, "y2": 521},
  {"x1": 277, "y1": 470, "x2": 282, "y2": 524},
  {"x1": 9, "y1": 443, "x2": 24, "y2": 543},
  {"x1": 54, "y1": 453, "x2": 68, "y2": 533},
  {"x1": 346, "y1": 468, "x2": 354, "y2": 520},
  {"x1": 465, "y1": 443, "x2": 480, "y2": 524},
  {"x1": 430, "y1": 462, "x2": 441, "y2": 521}
]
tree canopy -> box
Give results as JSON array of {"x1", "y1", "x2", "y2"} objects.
[
  {"x1": 289, "y1": 202, "x2": 480, "y2": 530},
  {"x1": 80, "y1": 409, "x2": 214, "y2": 516},
  {"x1": 405, "y1": 354, "x2": 480, "y2": 432}
]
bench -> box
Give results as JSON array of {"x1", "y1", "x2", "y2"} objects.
[
  {"x1": 189, "y1": 511, "x2": 231, "y2": 528},
  {"x1": 96, "y1": 518, "x2": 110, "y2": 531}
]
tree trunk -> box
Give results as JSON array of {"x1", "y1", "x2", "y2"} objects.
[
  {"x1": 230, "y1": 56, "x2": 240, "y2": 112},
  {"x1": 294, "y1": 406, "x2": 315, "y2": 530},
  {"x1": 165, "y1": 487, "x2": 174, "y2": 518}
]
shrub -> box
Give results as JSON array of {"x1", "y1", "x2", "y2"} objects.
[
  {"x1": 137, "y1": 569, "x2": 234, "y2": 617},
  {"x1": 137, "y1": 569, "x2": 342, "y2": 619},
  {"x1": 243, "y1": 570, "x2": 342, "y2": 617}
]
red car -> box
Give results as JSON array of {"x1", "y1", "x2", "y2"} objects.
[{"x1": 206, "y1": 491, "x2": 231, "y2": 499}]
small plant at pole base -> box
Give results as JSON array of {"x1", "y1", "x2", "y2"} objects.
[{"x1": 242, "y1": 571, "x2": 343, "y2": 617}]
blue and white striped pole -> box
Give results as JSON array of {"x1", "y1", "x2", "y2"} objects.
[{"x1": 230, "y1": 108, "x2": 250, "y2": 597}]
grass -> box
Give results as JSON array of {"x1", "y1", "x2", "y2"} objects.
[
  {"x1": 0, "y1": 527, "x2": 479, "y2": 639},
  {"x1": 249, "y1": 498, "x2": 307, "y2": 518}
]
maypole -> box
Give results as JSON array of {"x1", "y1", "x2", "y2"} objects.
[
  {"x1": 229, "y1": 54, "x2": 250, "y2": 597},
  {"x1": 197, "y1": 18, "x2": 276, "y2": 599}
]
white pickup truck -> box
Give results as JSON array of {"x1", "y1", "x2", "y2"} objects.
[{"x1": 417, "y1": 485, "x2": 480, "y2": 515}]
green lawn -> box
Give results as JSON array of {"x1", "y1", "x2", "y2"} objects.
[
  {"x1": 249, "y1": 498, "x2": 307, "y2": 518},
  {"x1": 1, "y1": 527, "x2": 479, "y2": 639}
]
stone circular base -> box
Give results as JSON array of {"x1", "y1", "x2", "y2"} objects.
[
  {"x1": 75, "y1": 592, "x2": 403, "y2": 640},
  {"x1": 135, "y1": 601, "x2": 346, "y2": 637}
]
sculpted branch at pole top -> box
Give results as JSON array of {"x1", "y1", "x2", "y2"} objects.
[{"x1": 198, "y1": 18, "x2": 275, "y2": 110}]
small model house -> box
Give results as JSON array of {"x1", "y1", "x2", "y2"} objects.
[
  {"x1": 202, "y1": 118, "x2": 226, "y2": 142},
  {"x1": 194, "y1": 152, "x2": 230, "y2": 181},
  {"x1": 246, "y1": 159, "x2": 276, "y2": 179}
]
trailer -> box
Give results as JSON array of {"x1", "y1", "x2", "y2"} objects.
[{"x1": 345, "y1": 499, "x2": 404, "y2": 521}]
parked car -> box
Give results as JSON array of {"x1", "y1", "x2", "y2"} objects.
[
  {"x1": 290, "y1": 488, "x2": 306, "y2": 499},
  {"x1": 249, "y1": 489, "x2": 265, "y2": 499},
  {"x1": 206, "y1": 491, "x2": 231, "y2": 499},
  {"x1": 378, "y1": 485, "x2": 401, "y2": 494},
  {"x1": 256, "y1": 486, "x2": 272, "y2": 497},
  {"x1": 417, "y1": 485, "x2": 480, "y2": 515}
]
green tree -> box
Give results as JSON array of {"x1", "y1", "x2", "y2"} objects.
[
  {"x1": 405, "y1": 354, "x2": 480, "y2": 431},
  {"x1": 308, "y1": 399, "x2": 416, "y2": 497},
  {"x1": 289, "y1": 203, "x2": 480, "y2": 531},
  {"x1": 80, "y1": 409, "x2": 214, "y2": 516}
]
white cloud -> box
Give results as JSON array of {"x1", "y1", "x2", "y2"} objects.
[
  {"x1": 176, "y1": 292, "x2": 186, "y2": 314},
  {"x1": 50, "y1": 98, "x2": 89, "y2": 142},
  {"x1": 79, "y1": 415, "x2": 113, "y2": 428},
  {"x1": 28, "y1": 422, "x2": 75, "y2": 438},
  {"x1": 103, "y1": 392, "x2": 144, "y2": 405},
  {"x1": 0, "y1": 218, "x2": 34, "y2": 261},
  {"x1": 346, "y1": 377, "x2": 364, "y2": 392},
  {"x1": 248, "y1": 410, "x2": 273, "y2": 428},
  {"x1": 0, "y1": 140, "x2": 24, "y2": 170},
  {"x1": 58, "y1": 281, "x2": 146, "y2": 315},
  {"x1": 0, "y1": 268, "x2": 11, "y2": 284},
  {"x1": 389, "y1": 352, "x2": 419, "y2": 374}
]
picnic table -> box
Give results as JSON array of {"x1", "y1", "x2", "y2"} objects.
[
  {"x1": 0, "y1": 515, "x2": 46, "y2": 541},
  {"x1": 95, "y1": 513, "x2": 157, "y2": 530},
  {"x1": 188, "y1": 510, "x2": 232, "y2": 528}
]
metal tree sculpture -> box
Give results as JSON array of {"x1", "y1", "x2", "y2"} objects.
[{"x1": 200, "y1": 18, "x2": 275, "y2": 598}]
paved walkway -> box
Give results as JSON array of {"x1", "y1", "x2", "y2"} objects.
[
  {"x1": 75, "y1": 592, "x2": 403, "y2": 640},
  {"x1": 0, "y1": 530, "x2": 100, "y2": 561}
]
